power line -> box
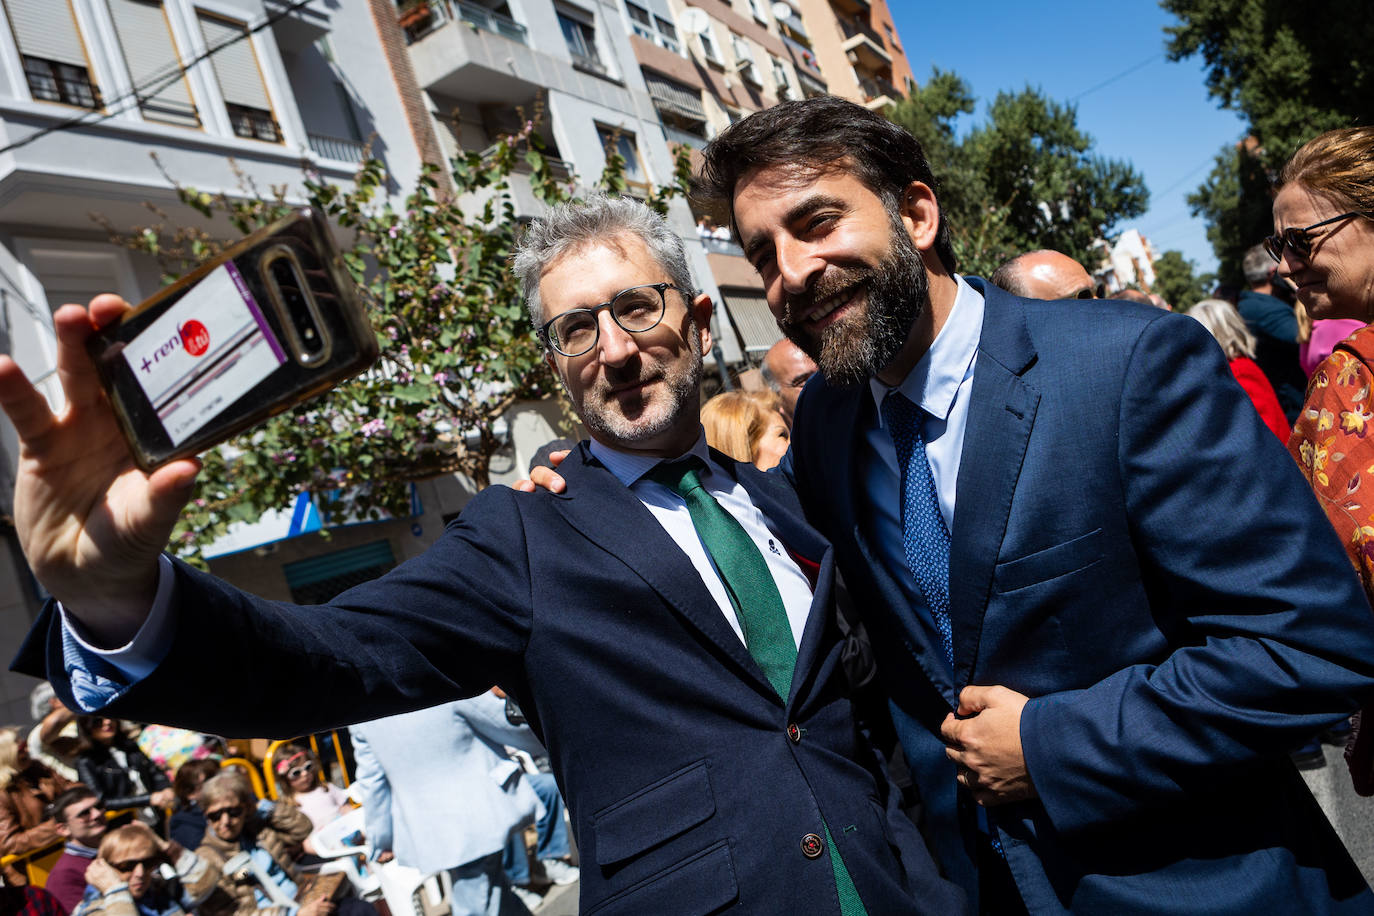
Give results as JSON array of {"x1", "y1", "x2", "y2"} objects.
[
  {"x1": 0, "y1": 0, "x2": 315, "y2": 156},
  {"x1": 1069, "y1": 53, "x2": 1163, "y2": 103}
]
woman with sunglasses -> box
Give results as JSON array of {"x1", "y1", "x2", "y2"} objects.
[
  {"x1": 194, "y1": 772, "x2": 374, "y2": 916},
  {"x1": 72, "y1": 822, "x2": 222, "y2": 916},
  {"x1": 75, "y1": 717, "x2": 176, "y2": 831},
  {"x1": 1280, "y1": 125, "x2": 1374, "y2": 792}
]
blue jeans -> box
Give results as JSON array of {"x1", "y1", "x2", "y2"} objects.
[
  {"x1": 502, "y1": 772, "x2": 570, "y2": 885},
  {"x1": 448, "y1": 852, "x2": 530, "y2": 916}
]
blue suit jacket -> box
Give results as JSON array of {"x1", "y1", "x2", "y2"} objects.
[
  {"x1": 15, "y1": 446, "x2": 965, "y2": 916},
  {"x1": 785, "y1": 278, "x2": 1374, "y2": 913}
]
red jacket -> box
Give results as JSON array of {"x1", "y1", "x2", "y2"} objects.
[{"x1": 1230, "y1": 356, "x2": 1290, "y2": 441}]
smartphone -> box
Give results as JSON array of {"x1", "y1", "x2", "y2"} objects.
[{"x1": 87, "y1": 207, "x2": 379, "y2": 471}]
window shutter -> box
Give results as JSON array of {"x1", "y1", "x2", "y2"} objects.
[
  {"x1": 4, "y1": 0, "x2": 87, "y2": 65},
  {"x1": 109, "y1": 0, "x2": 198, "y2": 127},
  {"x1": 197, "y1": 12, "x2": 271, "y2": 110}
]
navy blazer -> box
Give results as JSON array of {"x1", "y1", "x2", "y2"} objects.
[
  {"x1": 785, "y1": 278, "x2": 1374, "y2": 913},
  {"x1": 16, "y1": 446, "x2": 965, "y2": 916}
]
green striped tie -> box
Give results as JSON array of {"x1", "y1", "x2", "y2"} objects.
[{"x1": 647, "y1": 458, "x2": 868, "y2": 916}]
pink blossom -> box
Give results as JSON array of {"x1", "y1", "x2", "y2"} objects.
[{"x1": 360, "y1": 418, "x2": 386, "y2": 438}]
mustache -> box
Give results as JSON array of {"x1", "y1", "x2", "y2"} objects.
[{"x1": 781, "y1": 267, "x2": 872, "y2": 327}]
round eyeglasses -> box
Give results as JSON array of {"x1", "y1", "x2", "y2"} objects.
[
  {"x1": 538, "y1": 283, "x2": 681, "y2": 357},
  {"x1": 1264, "y1": 211, "x2": 1372, "y2": 262}
]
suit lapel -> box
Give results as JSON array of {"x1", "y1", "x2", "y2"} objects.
[
  {"x1": 553, "y1": 447, "x2": 778, "y2": 700},
  {"x1": 949, "y1": 280, "x2": 1040, "y2": 687}
]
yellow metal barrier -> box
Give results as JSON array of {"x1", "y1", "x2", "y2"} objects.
[
  {"x1": 219, "y1": 756, "x2": 267, "y2": 798},
  {"x1": 0, "y1": 808, "x2": 137, "y2": 888}
]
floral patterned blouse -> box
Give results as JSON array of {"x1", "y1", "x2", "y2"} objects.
[{"x1": 1289, "y1": 323, "x2": 1374, "y2": 597}]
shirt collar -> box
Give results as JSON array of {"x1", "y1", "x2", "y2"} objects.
[
  {"x1": 587, "y1": 432, "x2": 712, "y2": 487},
  {"x1": 869, "y1": 274, "x2": 984, "y2": 423},
  {"x1": 65, "y1": 841, "x2": 98, "y2": 858}
]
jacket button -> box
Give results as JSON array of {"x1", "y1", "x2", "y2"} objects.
[
  {"x1": 787, "y1": 723, "x2": 801, "y2": 743},
  {"x1": 800, "y1": 833, "x2": 824, "y2": 858}
]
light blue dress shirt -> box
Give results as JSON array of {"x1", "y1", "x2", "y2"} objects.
[{"x1": 858, "y1": 276, "x2": 984, "y2": 668}]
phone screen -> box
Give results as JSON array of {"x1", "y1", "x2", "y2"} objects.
[{"x1": 120, "y1": 261, "x2": 287, "y2": 446}]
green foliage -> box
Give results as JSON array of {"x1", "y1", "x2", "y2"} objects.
[
  {"x1": 1151, "y1": 249, "x2": 1211, "y2": 310},
  {"x1": 888, "y1": 70, "x2": 1149, "y2": 276},
  {"x1": 97, "y1": 121, "x2": 691, "y2": 564},
  {"x1": 1164, "y1": 0, "x2": 1374, "y2": 273}
]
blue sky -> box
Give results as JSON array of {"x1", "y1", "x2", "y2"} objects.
[{"x1": 888, "y1": 0, "x2": 1248, "y2": 277}]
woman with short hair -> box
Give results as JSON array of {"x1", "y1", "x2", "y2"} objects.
[{"x1": 1186, "y1": 298, "x2": 1290, "y2": 440}]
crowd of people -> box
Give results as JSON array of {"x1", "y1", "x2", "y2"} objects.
[
  {"x1": 1, "y1": 95, "x2": 1373, "y2": 915},
  {"x1": 0, "y1": 690, "x2": 577, "y2": 916}
]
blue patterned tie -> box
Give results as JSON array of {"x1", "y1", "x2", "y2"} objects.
[{"x1": 882, "y1": 391, "x2": 954, "y2": 667}]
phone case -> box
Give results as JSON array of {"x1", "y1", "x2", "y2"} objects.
[{"x1": 87, "y1": 207, "x2": 378, "y2": 471}]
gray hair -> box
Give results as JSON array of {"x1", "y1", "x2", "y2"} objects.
[
  {"x1": 1242, "y1": 243, "x2": 1276, "y2": 286},
  {"x1": 512, "y1": 194, "x2": 698, "y2": 335},
  {"x1": 1188, "y1": 298, "x2": 1257, "y2": 361}
]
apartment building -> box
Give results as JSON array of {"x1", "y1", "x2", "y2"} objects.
[
  {"x1": 397, "y1": 0, "x2": 744, "y2": 369},
  {"x1": 0, "y1": 0, "x2": 427, "y2": 723},
  {"x1": 794, "y1": 0, "x2": 914, "y2": 110}
]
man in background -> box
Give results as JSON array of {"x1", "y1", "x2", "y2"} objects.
[
  {"x1": 989, "y1": 250, "x2": 1097, "y2": 300},
  {"x1": 44, "y1": 786, "x2": 107, "y2": 913},
  {"x1": 761, "y1": 337, "x2": 818, "y2": 426},
  {"x1": 1240, "y1": 241, "x2": 1306, "y2": 422}
]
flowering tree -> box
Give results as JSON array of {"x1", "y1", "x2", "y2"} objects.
[{"x1": 99, "y1": 123, "x2": 692, "y2": 563}]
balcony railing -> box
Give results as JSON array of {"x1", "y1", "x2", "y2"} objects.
[
  {"x1": 645, "y1": 76, "x2": 707, "y2": 120},
  {"x1": 309, "y1": 133, "x2": 368, "y2": 162},
  {"x1": 480, "y1": 143, "x2": 572, "y2": 179},
  {"x1": 404, "y1": 0, "x2": 528, "y2": 45},
  {"x1": 700, "y1": 235, "x2": 744, "y2": 257},
  {"x1": 839, "y1": 18, "x2": 886, "y2": 50},
  {"x1": 782, "y1": 34, "x2": 823, "y2": 79},
  {"x1": 858, "y1": 75, "x2": 900, "y2": 104}
]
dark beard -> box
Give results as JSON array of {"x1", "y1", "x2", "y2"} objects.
[{"x1": 778, "y1": 219, "x2": 927, "y2": 388}]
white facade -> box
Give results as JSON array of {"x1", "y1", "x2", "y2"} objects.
[
  {"x1": 1095, "y1": 228, "x2": 1159, "y2": 295},
  {"x1": 404, "y1": 0, "x2": 744, "y2": 363},
  {"x1": 0, "y1": 0, "x2": 425, "y2": 724}
]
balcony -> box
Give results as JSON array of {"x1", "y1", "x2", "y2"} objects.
[
  {"x1": 405, "y1": 1, "x2": 543, "y2": 103},
  {"x1": 858, "y1": 75, "x2": 899, "y2": 110},
  {"x1": 828, "y1": 0, "x2": 870, "y2": 15},
  {"x1": 782, "y1": 34, "x2": 824, "y2": 81},
  {"x1": 644, "y1": 73, "x2": 706, "y2": 122},
  {"x1": 841, "y1": 20, "x2": 890, "y2": 73},
  {"x1": 308, "y1": 133, "x2": 368, "y2": 163},
  {"x1": 403, "y1": 0, "x2": 527, "y2": 44}
]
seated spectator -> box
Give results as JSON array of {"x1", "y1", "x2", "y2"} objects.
[
  {"x1": 46, "y1": 787, "x2": 110, "y2": 914},
  {"x1": 0, "y1": 725, "x2": 75, "y2": 885},
  {"x1": 1186, "y1": 298, "x2": 1291, "y2": 441},
  {"x1": 72, "y1": 823, "x2": 222, "y2": 916},
  {"x1": 271, "y1": 746, "x2": 350, "y2": 833},
  {"x1": 0, "y1": 882, "x2": 66, "y2": 916},
  {"x1": 169, "y1": 760, "x2": 220, "y2": 853},
  {"x1": 75, "y1": 719, "x2": 175, "y2": 830},
  {"x1": 28, "y1": 683, "x2": 80, "y2": 782},
  {"x1": 195, "y1": 772, "x2": 370, "y2": 916},
  {"x1": 700, "y1": 390, "x2": 790, "y2": 470}
]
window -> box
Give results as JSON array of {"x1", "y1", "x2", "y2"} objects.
[
  {"x1": 626, "y1": 2, "x2": 653, "y2": 40},
  {"x1": 731, "y1": 34, "x2": 759, "y2": 85},
  {"x1": 770, "y1": 55, "x2": 791, "y2": 98},
  {"x1": 654, "y1": 16, "x2": 679, "y2": 52},
  {"x1": 748, "y1": 0, "x2": 769, "y2": 22},
  {"x1": 698, "y1": 25, "x2": 721, "y2": 64},
  {"x1": 198, "y1": 11, "x2": 281, "y2": 142},
  {"x1": 557, "y1": 5, "x2": 604, "y2": 74},
  {"x1": 596, "y1": 124, "x2": 644, "y2": 184},
  {"x1": 109, "y1": 0, "x2": 200, "y2": 128},
  {"x1": 3, "y1": 0, "x2": 101, "y2": 108}
]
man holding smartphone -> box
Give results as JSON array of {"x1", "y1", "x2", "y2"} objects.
[{"x1": 0, "y1": 195, "x2": 963, "y2": 915}]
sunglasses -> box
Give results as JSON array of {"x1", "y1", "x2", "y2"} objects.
[
  {"x1": 1263, "y1": 211, "x2": 1370, "y2": 262},
  {"x1": 68, "y1": 804, "x2": 104, "y2": 821},
  {"x1": 285, "y1": 763, "x2": 316, "y2": 781},
  {"x1": 110, "y1": 854, "x2": 160, "y2": 874},
  {"x1": 205, "y1": 805, "x2": 245, "y2": 822}
]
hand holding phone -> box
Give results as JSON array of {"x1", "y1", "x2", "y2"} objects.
[
  {"x1": 0, "y1": 209, "x2": 376, "y2": 642},
  {"x1": 0, "y1": 294, "x2": 196, "y2": 644}
]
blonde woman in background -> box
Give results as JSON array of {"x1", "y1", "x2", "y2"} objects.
[
  {"x1": 700, "y1": 390, "x2": 791, "y2": 470},
  {"x1": 1186, "y1": 298, "x2": 1290, "y2": 440}
]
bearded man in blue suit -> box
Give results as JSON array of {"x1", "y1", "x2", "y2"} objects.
[
  {"x1": 1, "y1": 196, "x2": 964, "y2": 915},
  {"x1": 693, "y1": 97, "x2": 1374, "y2": 914}
]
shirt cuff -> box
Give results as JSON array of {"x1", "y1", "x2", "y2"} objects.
[{"x1": 58, "y1": 555, "x2": 177, "y2": 710}]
